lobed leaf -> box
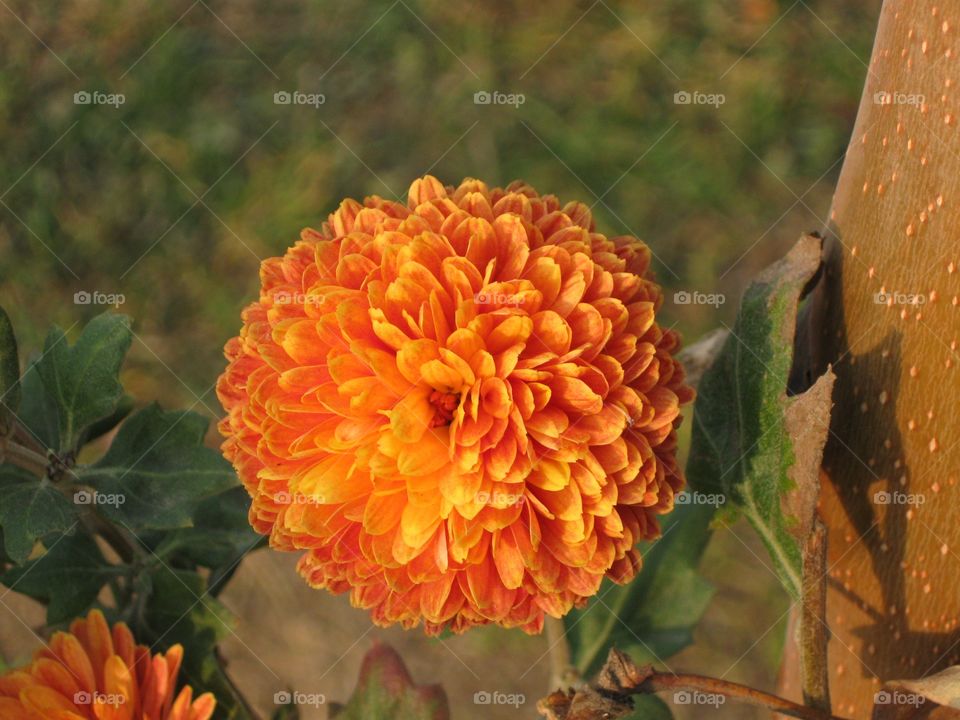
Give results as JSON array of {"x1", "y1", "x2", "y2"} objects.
[
  {"x1": 0, "y1": 465, "x2": 77, "y2": 563},
  {"x1": 37, "y1": 313, "x2": 132, "y2": 452},
  {"x1": 1, "y1": 531, "x2": 118, "y2": 624},
  {"x1": 77, "y1": 403, "x2": 236, "y2": 530}
]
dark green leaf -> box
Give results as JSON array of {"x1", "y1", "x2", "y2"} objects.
[
  {"x1": 565, "y1": 503, "x2": 715, "y2": 676},
  {"x1": 16, "y1": 362, "x2": 61, "y2": 450},
  {"x1": 37, "y1": 313, "x2": 132, "y2": 452},
  {"x1": 329, "y1": 643, "x2": 449, "y2": 720},
  {"x1": 1, "y1": 531, "x2": 119, "y2": 623},
  {"x1": 0, "y1": 305, "x2": 20, "y2": 426},
  {"x1": 77, "y1": 404, "x2": 236, "y2": 531},
  {"x1": 687, "y1": 235, "x2": 834, "y2": 599},
  {"x1": 156, "y1": 486, "x2": 260, "y2": 570},
  {"x1": 0, "y1": 465, "x2": 77, "y2": 562},
  {"x1": 77, "y1": 393, "x2": 134, "y2": 447},
  {"x1": 139, "y1": 567, "x2": 252, "y2": 720}
]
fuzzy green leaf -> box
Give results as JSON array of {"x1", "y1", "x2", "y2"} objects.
[
  {"x1": 77, "y1": 404, "x2": 236, "y2": 531},
  {"x1": 687, "y1": 235, "x2": 834, "y2": 599},
  {"x1": 0, "y1": 305, "x2": 20, "y2": 427},
  {"x1": 564, "y1": 502, "x2": 715, "y2": 677},
  {"x1": 1, "y1": 531, "x2": 118, "y2": 624},
  {"x1": 0, "y1": 465, "x2": 77, "y2": 563},
  {"x1": 37, "y1": 313, "x2": 132, "y2": 452}
]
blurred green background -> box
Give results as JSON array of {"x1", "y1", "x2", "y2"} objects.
[{"x1": 0, "y1": 0, "x2": 880, "y2": 717}]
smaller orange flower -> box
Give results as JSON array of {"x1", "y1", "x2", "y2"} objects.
[{"x1": 0, "y1": 609, "x2": 215, "y2": 720}]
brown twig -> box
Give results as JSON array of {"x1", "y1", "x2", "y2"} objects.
[
  {"x1": 537, "y1": 649, "x2": 850, "y2": 720},
  {"x1": 800, "y1": 517, "x2": 831, "y2": 712},
  {"x1": 0, "y1": 435, "x2": 50, "y2": 477},
  {"x1": 638, "y1": 671, "x2": 846, "y2": 720}
]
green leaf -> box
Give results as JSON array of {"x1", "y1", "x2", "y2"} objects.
[
  {"x1": 17, "y1": 362, "x2": 61, "y2": 450},
  {"x1": 687, "y1": 235, "x2": 834, "y2": 599},
  {"x1": 1, "y1": 531, "x2": 119, "y2": 624},
  {"x1": 565, "y1": 503, "x2": 715, "y2": 677},
  {"x1": 77, "y1": 393, "x2": 134, "y2": 447},
  {"x1": 37, "y1": 313, "x2": 132, "y2": 452},
  {"x1": 329, "y1": 643, "x2": 449, "y2": 720},
  {"x1": 0, "y1": 465, "x2": 77, "y2": 563},
  {"x1": 156, "y1": 486, "x2": 260, "y2": 570},
  {"x1": 139, "y1": 566, "x2": 252, "y2": 720},
  {"x1": 77, "y1": 404, "x2": 236, "y2": 531},
  {"x1": 0, "y1": 305, "x2": 20, "y2": 427}
]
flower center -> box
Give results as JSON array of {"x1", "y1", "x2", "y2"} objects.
[{"x1": 428, "y1": 389, "x2": 460, "y2": 427}]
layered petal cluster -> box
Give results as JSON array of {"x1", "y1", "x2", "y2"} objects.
[
  {"x1": 217, "y1": 176, "x2": 693, "y2": 634},
  {"x1": 0, "y1": 609, "x2": 215, "y2": 720}
]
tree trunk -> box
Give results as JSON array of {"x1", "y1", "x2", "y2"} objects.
[{"x1": 799, "y1": 0, "x2": 960, "y2": 716}]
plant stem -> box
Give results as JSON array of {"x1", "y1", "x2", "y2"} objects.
[
  {"x1": 545, "y1": 615, "x2": 577, "y2": 689},
  {"x1": 638, "y1": 671, "x2": 848, "y2": 720},
  {"x1": 800, "y1": 517, "x2": 831, "y2": 712},
  {"x1": 0, "y1": 436, "x2": 49, "y2": 477}
]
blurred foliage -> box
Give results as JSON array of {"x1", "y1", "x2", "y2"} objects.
[{"x1": 0, "y1": 0, "x2": 879, "y2": 411}]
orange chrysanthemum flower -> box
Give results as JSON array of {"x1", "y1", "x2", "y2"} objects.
[
  {"x1": 0, "y1": 609, "x2": 215, "y2": 720},
  {"x1": 217, "y1": 176, "x2": 693, "y2": 634}
]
